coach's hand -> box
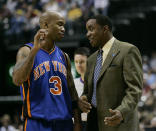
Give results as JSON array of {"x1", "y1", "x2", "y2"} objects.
[
  {"x1": 104, "y1": 109, "x2": 123, "y2": 126},
  {"x1": 78, "y1": 95, "x2": 92, "y2": 113},
  {"x1": 34, "y1": 29, "x2": 48, "y2": 49}
]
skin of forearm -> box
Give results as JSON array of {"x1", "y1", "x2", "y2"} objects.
[
  {"x1": 73, "y1": 109, "x2": 81, "y2": 124},
  {"x1": 68, "y1": 75, "x2": 78, "y2": 101},
  {"x1": 66, "y1": 56, "x2": 79, "y2": 101},
  {"x1": 68, "y1": 73, "x2": 81, "y2": 123},
  {"x1": 13, "y1": 47, "x2": 39, "y2": 86}
]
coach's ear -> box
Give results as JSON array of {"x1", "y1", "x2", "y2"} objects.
[{"x1": 103, "y1": 25, "x2": 109, "y2": 34}]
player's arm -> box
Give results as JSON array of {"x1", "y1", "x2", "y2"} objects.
[
  {"x1": 79, "y1": 60, "x2": 92, "y2": 113},
  {"x1": 65, "y1": 53, "x2": 79, "y2": 105},
  {"x1": 13, "y1": 29, "x2": 47, "y2": 86},
  {"x1": 64, "y1": 53, "x2": 82, "y2": 130},
  {"x1": 12, "y1": 46, "x2": 39, "y2": 86}
]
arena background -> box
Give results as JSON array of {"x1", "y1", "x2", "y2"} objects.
[{"x1": 0, "y1": 0, "x2": 156, "y2": 130}]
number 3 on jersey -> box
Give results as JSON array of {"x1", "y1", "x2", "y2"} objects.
[{"x1": 49, "y1": 76, "x2": 62, "y2": 95}]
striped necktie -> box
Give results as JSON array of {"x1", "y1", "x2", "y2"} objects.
[{"x1": 91, "y1": 49, "x2": 103, "y2": 107}]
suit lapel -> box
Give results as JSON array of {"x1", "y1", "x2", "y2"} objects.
[{"x1": 98, "y1": 39, "x2": 120, "y2": 80}]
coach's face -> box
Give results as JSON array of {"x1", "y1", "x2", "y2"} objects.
[{"x1": 86, "y1": 19, "x2": 104, "y2": 48}]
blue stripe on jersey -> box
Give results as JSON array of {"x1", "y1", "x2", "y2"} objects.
[{"x1": 20, "y1": 43, "x2": 72, "y2": 121}]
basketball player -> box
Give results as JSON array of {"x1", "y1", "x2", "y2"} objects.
[
  {"x1": 12, "y1": 11, "x2": 81, "y2": 131},
  {"x1": 74, "y1": 47, "x2": 90, "y2": 131},
  {"x1": 74, "y1": 47, "x2": 90, "y2": 97}
]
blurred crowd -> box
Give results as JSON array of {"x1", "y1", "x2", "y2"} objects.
[
  {"x1": 0, "y1": 114, "x2": 22, "y2": 131},
  {"x1": 139, "y1": 52, "x2": 156, "y2": 131},
  {"x1": 0, "y1": 0, "x2": 109, "y2": 46}
]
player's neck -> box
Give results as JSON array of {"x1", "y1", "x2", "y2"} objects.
[
  {"x1": 43, "y1": 41, "x2": 55, "y2": 53},
  {"x1": 81, "y1": 74, "x2": 84, "y2": 81}
]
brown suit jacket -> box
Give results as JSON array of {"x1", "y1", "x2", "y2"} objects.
[{"x1": 83, "y1": 39, "x2": 143, "y2": 131}]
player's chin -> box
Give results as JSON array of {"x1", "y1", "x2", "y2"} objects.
[
  {"x1": 59, "y1": 33, "x2": 64, "y2": 39},
  {"x1": 55, "y1": 36, "x2": 63, "y2": 41},
  {"x1": 78, "y1": 70, "x2": 84, "y2": 75}
]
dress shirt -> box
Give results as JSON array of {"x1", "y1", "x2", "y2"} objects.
[{"x1": 102, "y1": 37, "x2": 115, "y2": 65}]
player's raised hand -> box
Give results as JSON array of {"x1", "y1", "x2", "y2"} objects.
[
  {"x1": 78, "y1": 95, "x2": 92, "y2": 113},
  {"x1": 34, "y1": 29, "x2": 48, "y2": 49},
  {"x1": 104, "y1": 109, "x2": 123, "y2": 126}
]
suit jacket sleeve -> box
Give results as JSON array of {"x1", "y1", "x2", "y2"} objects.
[{"x1": 116, "y1": 46, "x2": 143, "y2": 121}]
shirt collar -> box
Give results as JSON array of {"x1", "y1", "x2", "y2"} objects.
[{"x1": 101, "y1": 37, "x2": 115, "y2": 52}]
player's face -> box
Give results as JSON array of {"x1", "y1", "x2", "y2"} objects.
[
  {"x1": 74, "y1": 54, "x2": 87, "y2": 76},
  {"x1": 86, "y1": 19, "x2": 103, "y2": 48},
  {"x1": 47, "y1": 15, "x2": 65, "y2": 41}
]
